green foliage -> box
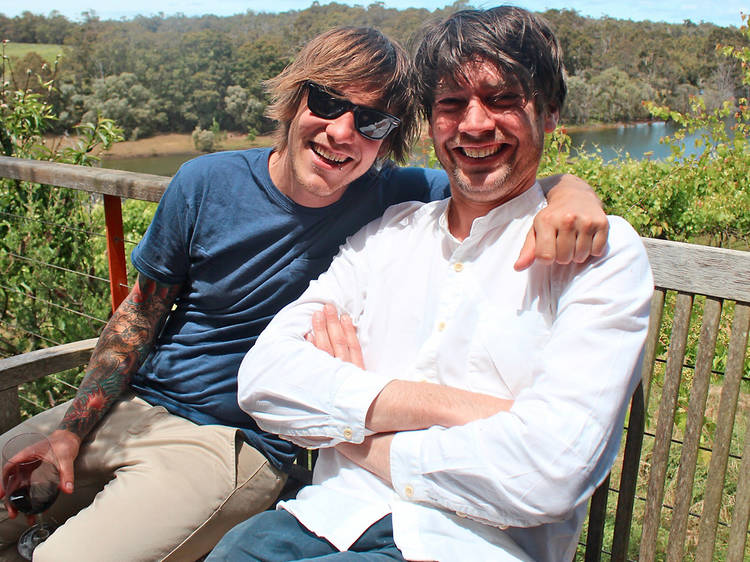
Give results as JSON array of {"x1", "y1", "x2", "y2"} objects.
[
  {"x1": 80, "y1": 72, "x2": 167, "y2": 140},
  {"x1": 191, "y1": 125, "x2": 215, "y2": 152},
  {"x1": 0, "y1": 49, "x2": 123, "y2": 413},
  {"x1": 224, "y1": 85, "x2": 270, "y2": 136},
  {"x1": 565, "y1": 67, "x2": 656, "y2": 123}
]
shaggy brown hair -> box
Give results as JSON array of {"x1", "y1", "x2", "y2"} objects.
[
  {"x1": 265, "y1": 26, "x2": 418, "y2": 164},
  {"x1": 413, "y1": 6, "x2": 567, "y2": 119}
]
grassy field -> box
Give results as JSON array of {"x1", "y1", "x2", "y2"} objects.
[{"x1": 3, "y1": 42, "x2": 67, "y2": 63}]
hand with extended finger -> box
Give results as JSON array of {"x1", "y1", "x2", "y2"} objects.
[{"x1": 515, "y1": 173, "x2": 609, "y2": 271}]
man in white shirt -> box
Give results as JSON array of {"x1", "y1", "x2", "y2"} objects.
[{"x1": 209, "y1": 6, "x2": 653, "y2": 562}]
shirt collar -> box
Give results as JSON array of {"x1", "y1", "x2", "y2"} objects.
[{"x1": 438, "y1": 182, "x2": 547, "y2": 242}]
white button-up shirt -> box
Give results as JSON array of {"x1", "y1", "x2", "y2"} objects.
[{"x1": 238, "y1": 184, "x2": 653, "y2": 562}]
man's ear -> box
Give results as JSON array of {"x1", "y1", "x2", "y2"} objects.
[{"x1": 544, "y1": 108, "x2": 560, "y2": 133}]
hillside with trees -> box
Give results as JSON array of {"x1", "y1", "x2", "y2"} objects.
[{"x1": 1, "y1": 1, "x2": 747, "y2": 140}]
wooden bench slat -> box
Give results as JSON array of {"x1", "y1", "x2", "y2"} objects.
[
  {"x1": 641, "y1": 289, "x2": 667, "y2": 405},
  {"x1": 695, "y1": 302, "x2": 750, "y2": 560},
  {"x1": 640, "y1": 292, "x2": 694, "y2": 562},
  {"x1": 643, "y1": 239, "x2": 750, "y2": 302},
  {"x1": 726, "y1": 411, "x2": 750, "y2": 561},
  {"x1": 584, "y1": 473, "x2": 609, "y2": 562},
  {"x1": 610, "y1": 382, "x2": 646, "y2": 562},
  {"x1": 666, "y1": 297, "x2": 723, "y2": 561}
]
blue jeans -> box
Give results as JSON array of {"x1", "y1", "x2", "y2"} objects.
[{"x1": 207, "y1": 510, "x2": 406, "y2": 561}]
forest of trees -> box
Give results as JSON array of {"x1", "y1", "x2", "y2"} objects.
[{"x1": 1, "y1": 2, "x2": 748, "y2": 140}]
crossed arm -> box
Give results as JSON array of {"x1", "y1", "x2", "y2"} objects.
[
  {"x1": 307, "y1": 304, "x2": 513, "y2": 484},
  {"x1": 243, "y1": 219, "x2": 652, "y2": 527}
]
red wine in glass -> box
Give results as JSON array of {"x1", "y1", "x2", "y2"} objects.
[
  {"x1": 7, "y1": 474, "x2": 60, "y2": 514},
  {"x1": 2, "y1": 434, "x2": 61, "y2": 560}
]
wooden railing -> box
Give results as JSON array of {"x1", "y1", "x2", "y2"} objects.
[
  {"x1": 0, "y1": 156, "x2": 748, "y2": 560},
  {"x1": 0, "y1": 155, "x2": 169, "y2": 312}
]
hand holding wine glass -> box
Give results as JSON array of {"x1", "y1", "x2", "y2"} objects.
[{"x1": 1, "y1": 433, "x2": 62, "y2": 560}]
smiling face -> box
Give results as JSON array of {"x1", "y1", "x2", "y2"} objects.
[
  {"x1": 269, "y1": 86, "x2": 386, "y2": 208},
  {"x1": 428, "y1": 60, "x2": 559, "y2": 212}
]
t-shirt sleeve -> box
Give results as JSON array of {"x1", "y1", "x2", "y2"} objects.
[
  {"x1": 381, "y1": 165, "x2": 450, "y2": 205},
  {"x1": 130, "y1": 167, "x2": 195, "y2": 285}
]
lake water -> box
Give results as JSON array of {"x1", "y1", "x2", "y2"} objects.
[
  {"x1": 100, "y1": 121, "x2": 708, "y2": 176},
  {"x1": 101, "y1": 153, "x2": 199, "y2": 176},
  {"x1": 567, "y1": 121, "x2": 705, "y2": 161}
]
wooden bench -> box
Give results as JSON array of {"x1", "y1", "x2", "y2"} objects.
[
  {"x1": 1, "y1": 238, "x2": 748, "y2": 560},
  {"x1": 583, "y1": 239, "x2": 749, "y2": 561}
]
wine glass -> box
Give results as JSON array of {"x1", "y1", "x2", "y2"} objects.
[{"x1": 1, "y1": 433, "x2": 60, "y2": 560}]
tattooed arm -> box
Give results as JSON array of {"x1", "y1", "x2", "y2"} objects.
[{"x1": 51, "y1": 273, "x2": 181, "y2": 495}]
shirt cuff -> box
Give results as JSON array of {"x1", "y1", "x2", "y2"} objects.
[
  {"x1": 390, "y1": 428, "x2": 429, "y2": 503},
  {"x1": 330, "y1": 369, "x2": 395, "y2": 443}
]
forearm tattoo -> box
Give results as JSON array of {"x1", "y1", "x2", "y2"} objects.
[{"x1": 59, "y1": 275, "x2": 181, "y2": 438}]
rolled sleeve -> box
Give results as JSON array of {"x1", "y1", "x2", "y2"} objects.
[
  {"x1": 390, "y1": 429, "x2": 425, "y2": 502},
  {"x1": 332, "y1": 370, "x2": 395, "y2": 443}
]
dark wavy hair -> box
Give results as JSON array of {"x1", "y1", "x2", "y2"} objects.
[
  {"x1": 413, "y1": 6, "x2": 567, "y2": 119},
  {"x1": 265, "y1": 26, "x2": 419, "y2": 164}
]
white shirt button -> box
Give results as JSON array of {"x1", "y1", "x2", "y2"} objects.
[
  {"x1": 342, "y1": 427, "x2": 353, "y2": 440},
  {"x1": 437, "y1": 321, "x2": 446, "y2": 332},
  {"x1": 404, "y1": 485, "x2": 414, "y2": 498},
  {"x1": 453, "y1": 262, "x2": 464, "y2": 272}
]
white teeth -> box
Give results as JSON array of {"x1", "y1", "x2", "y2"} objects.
[
  {"x1": 461, "y1": 146, "x2": 500, "y2": 158},
  {"x1": 312, "y1": 144, "x2": 348, "y2": 163}
]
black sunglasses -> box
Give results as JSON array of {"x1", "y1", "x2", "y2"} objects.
[{"x1": 305, "y1": 81, "x2": 400, "y2": 141}]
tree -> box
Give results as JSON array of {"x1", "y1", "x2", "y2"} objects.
[
  {"x1": 81, "y1": 72, "x2": 166, "y2": 139},
  {"x1": 233, "y1": 37, "x2": 291, "y2": 96},
  {"x1": 562, "y1": 75, "x2": 592, "y2": 124},
  {"x1": 224, "y1": 85, "x2": 270, "y2": 135},
  {"x1": 589, "y1": 68, "x2": 655, "y2": 122}
]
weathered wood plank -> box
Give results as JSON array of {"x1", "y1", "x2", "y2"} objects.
[
  {"x1": 643, "y1": 238, "x2": 750, "y2": 302},
  {"x1": 584, "y1": 474, "x2": 609, "y2": 562},
  {"x1": 641, "y1": 289, "x2": 666, "y2": 405},
  {"x1": 666, "y1": 297, "x2": 722, "y2": 561},
  {"x1": 610, "y1": 383, "x2": 645, "y2": 562},
  {"x1": 640, "y1": 292, "x2": 693, "y2": 562},
  {"x1": 0, "y1": 387, "x2": 21, "y2": 435},
  {"x1": 0, "y1": 156, "x2": 169, "y2": 202},
  {"x1": 726, "y1": 406, "x2": 750, "y2": 561},
  {"x1": 695, "y1": 302, "x2": 750, "y2": 560},
  {"x1": 0, "y1": 338, "x2": 98, "y2": 391}
]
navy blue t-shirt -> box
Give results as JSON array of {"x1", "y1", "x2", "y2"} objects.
[{"x1": 130, "y1": 147, "x2": 449, "y2": 468}]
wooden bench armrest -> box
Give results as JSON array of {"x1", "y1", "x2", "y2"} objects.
[{"x1": 0, "y1": 338, "x2": 98, "y2": 392}]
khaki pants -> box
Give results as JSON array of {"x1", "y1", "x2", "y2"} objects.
[{"x1": 0, "y1": 394, "x2": 286, "y2": 562}]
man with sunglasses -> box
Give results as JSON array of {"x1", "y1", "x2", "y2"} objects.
[
  {"x1": 1, "y1": 26, "x2": 608, "y2": 562},
  {"x1": 211, "y1": 8, "x2": 652, "y2": 562}
]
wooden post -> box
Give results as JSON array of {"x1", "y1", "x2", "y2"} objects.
[
  {"x1": 103, "y1": 194, "x2": 129, "y2": 312},
  {"x1": 0, "y1": 387, "x2": 20, "y2": 434}
]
